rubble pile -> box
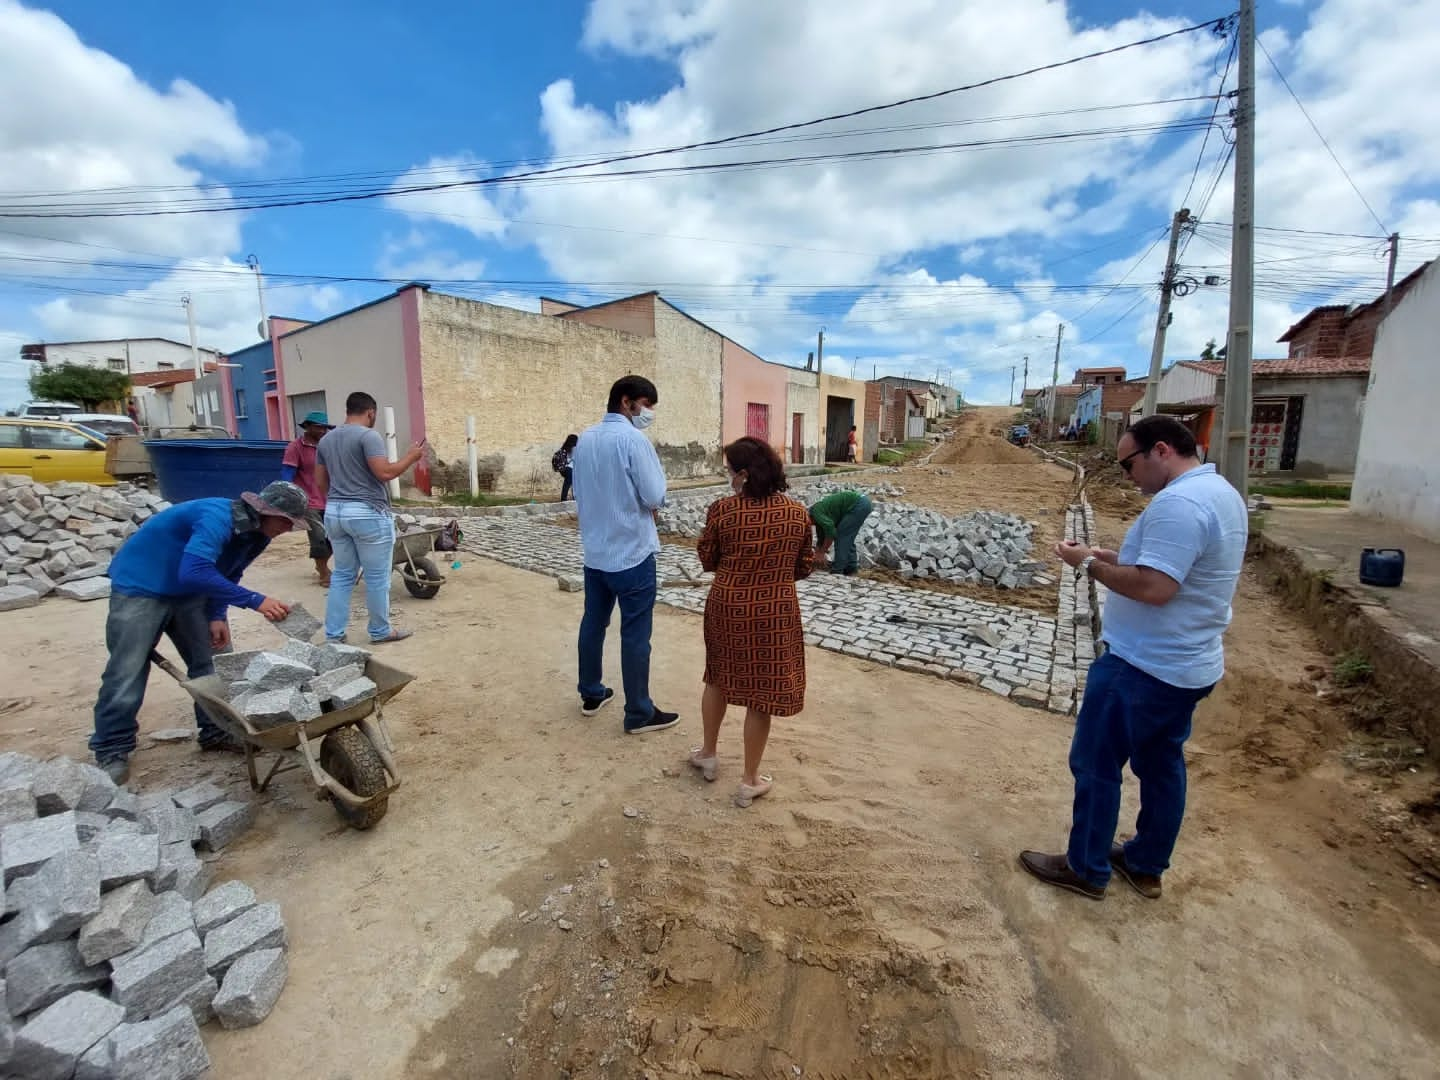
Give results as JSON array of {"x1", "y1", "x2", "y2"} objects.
[
  {"x1": 217, "y1": 640, "x2": 377, "y2": 728},
  {"x1": 656, "y1": 482, "x2": 1048, "y2": 588},
  {"x1": 0, "y1": 476, "x2": 171, "y2": 611},
  {"x1": 0, "y1": 753, "x2": 287, "y2": 1079}
]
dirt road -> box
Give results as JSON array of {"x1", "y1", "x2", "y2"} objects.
[{"x1": 3, "y1": 416, "x2": 1438, "y2": 1078}]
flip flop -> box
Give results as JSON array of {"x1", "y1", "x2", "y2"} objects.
[
  {"x1": 733, "y1": 776, "x2": 772, "y2": 808},
  {"x1": 688, "y1": 749, "x2": 718, "y2": 782}
]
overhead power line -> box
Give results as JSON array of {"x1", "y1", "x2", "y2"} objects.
[
  {"x1": 1257, "y1": 38, "x2": 1388, "y2": 235},
  {"x1": 0, "y1": 15, "x2": 1233, "y2": 221}
]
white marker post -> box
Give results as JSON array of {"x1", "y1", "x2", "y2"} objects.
[
  {"x1": 382, "y1": 406, "x2": 402, "y2": 499},
  {"x1": 466, "y1": 415, "x2": 479, "y2": 496}
]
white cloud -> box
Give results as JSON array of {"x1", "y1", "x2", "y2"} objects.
[
  {"x1": 383, "y1": 156, "x2": 510, "y2": 242},
  {"x1": 0, "y1": 0, "x2": 267, "y2": 262},
  {"x1": 376, "y1": 230, "x2": 487, "y2": 283},
  {"x1": 31, "y1": 258, "x2": 343, "y2": 354}
]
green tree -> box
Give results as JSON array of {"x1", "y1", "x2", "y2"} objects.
[
  {"x1": 1200, "y1": 338, "x2": 1218, "y2": 361},
  {"x1": 28, "y1": 363, "x2": 132, "y2": 410}
]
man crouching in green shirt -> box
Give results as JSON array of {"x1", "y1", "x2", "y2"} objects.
[{"x1": 808, "y1": 490, "x2": 873, "y2": 575}]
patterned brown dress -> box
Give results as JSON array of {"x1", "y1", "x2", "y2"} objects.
[{"x1": 698, "y1": 493, "x2": 815, "y2": 716}]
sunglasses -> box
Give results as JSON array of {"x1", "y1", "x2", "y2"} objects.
[{"x1": 1118, "y1": 447, "x2": 1149, "y2": 474}]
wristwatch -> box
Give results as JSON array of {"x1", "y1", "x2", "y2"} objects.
[{"x1": 1079, "y1": 554, "x2": 1098, "y2": 578}]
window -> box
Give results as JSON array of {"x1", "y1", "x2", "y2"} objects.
[
  {"x1": 234, "y1": 388, "x2": 247, "y2": 419},
  {"x1": 0, "y1": 424, "x2": 23, "y2": 448},
  {"x1": 157, "y1": 361, "x2": 175, "y2": 371},
  {"x1": 107, "y1": 358, "x2": 126, "y2": 371},
  {"x1": 26, "y1": 425, "x2": 98, "y2": 451}
]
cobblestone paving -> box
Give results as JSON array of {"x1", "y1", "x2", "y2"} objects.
[{"x1": 459, "y1": 513, "x2": 1104, "y2": 713}]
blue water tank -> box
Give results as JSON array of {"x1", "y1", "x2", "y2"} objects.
[
  {"x1": 1358, "y1": 547, "x2": 1405, "y2": 588},
  {"x1": 144, "y1": 440, "x2": 289, "y2": 504}
]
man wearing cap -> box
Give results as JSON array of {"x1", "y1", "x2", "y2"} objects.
[
  {"x1": 89, "y1": 480, "x2": 308, "y2": 784},
  {"x1": 282, "y1": 410, "x2": 334, "y2": 586}
]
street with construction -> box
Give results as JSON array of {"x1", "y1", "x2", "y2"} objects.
[{"x1": 0, "y1": 407, "x2": 1436, "y2": 1079}]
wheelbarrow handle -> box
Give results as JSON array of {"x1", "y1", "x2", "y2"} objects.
[{"x1": 148, "y1": 650, "x2": 188, "y2": 682}]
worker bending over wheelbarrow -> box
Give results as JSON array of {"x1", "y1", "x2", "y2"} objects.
[
  {"x1": 808, "y1": 489, "x2": 873, "y2": 575},
  {"x1": 89, "y1": 481, "x2": 309, "y2": 784}
]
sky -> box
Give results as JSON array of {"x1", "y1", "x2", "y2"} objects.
[{"x1": 1, "y1": 0, "x2": 1438, "y2": 409}]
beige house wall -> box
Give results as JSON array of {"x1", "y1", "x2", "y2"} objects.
[
  {"x1": 419, "y1": 292, "x2": 659, "y2": 494},
  {"x1": 819, "y1": 371, "x2": 871, "y2": 461},
  {"x1": 277, "y1": 294, "x2": 412, "y2": 445},
  {"x1": 784, "y1": 368, "x2": 822, "y2": 465},
  {"x1": 651, "y1": 301, "x2": 723, "y2": 476}
]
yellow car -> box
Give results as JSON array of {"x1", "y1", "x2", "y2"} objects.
[{"x1": 0, "y1": 418, "x2": 114, "y2": 486}]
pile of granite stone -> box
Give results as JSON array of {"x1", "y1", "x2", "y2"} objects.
[
  {"x1": 655, "y1": 481, "x2": 1049, "y2": 589},
  {"x1": 0, "y1": 476, "x2": 171, "y2": 611},
  {"x1": 218, "y1": 636, "x2": 378, "y2": 730},
  {"x1": 0, "y1": 753, "x2": 287, "y2": 1079}
]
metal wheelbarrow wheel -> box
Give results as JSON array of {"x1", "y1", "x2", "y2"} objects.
[
  {"x1": 320, "y1": 727, "x2": 390, "y2": 829},
  {"x1": 401, "y1": 555, "x2": 442, "y2": 599}
]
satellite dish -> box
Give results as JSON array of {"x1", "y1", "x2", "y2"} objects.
[{"x1": 257, "y1": 320, "x2": 268, "y2": 340}]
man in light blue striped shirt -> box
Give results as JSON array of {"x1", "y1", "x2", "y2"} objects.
[{"x1": 573, "y1": 375, "x2": 680, "y2": 734}]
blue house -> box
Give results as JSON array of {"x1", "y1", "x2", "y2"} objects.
[{"x1": 1073, "y1": 383, "x2": 1102, "y2": 432}]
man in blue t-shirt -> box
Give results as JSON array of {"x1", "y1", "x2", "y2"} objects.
[
  {"x1": 1020, "y1": 415, "x2": 1247, "y2": 901},
  {"x1": 89, "y1": 481, "x2": 308, "y2": 783}
]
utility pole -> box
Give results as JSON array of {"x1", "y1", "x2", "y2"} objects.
[
  {"x1": 1046, "y1": 323, "x2": 1064, "y2": 436},
  {"x1": 1143, "y1": 207, "x2": 1192, "y2": 415},
  {"x1": 1220, "y1": 0, "x2": 1255, "y2": 495},
  {"x1": 1022, "y1": 355, "x2": 1029, "y2": 399},
  {"x1": 182, "y1": 294, "x2": 201, "y2": 377},
  {"x1": 182, "y1": 293, "x2": 206, "y2": 426},
  {"x1": 247, "y1": 255, "x2": 269, "y2": 340},
  {"x1": 1382, "y1": 232, "x2": 1400, "y2": 318},
  {"x1": 1009, "y1": 365, "x2": 1016, "y2": 406},
  {"x1": 816, "y1": 329, "x2": 824, "y2": 378}
]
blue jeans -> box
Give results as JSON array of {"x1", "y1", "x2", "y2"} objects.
[
  {"x1": 91, "y1": 592, "x2": 225, "y2": 761},
  {"x1": 577, "y1": 554, "x2": 656, "y2": 729},
  {"x1": 1066, "y1": 651, "x2": 1214, "y2": 887},
  {"x1": 324, "y1": 501, "x2": 396, "y2": 642},
  {"x1": 832, "y1": 495, "x2": 873, "y2": 573}
]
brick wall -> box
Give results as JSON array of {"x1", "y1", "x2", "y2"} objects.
[
  {"x1": 1286, "y1": 310, "x2": 1348, "y2": 358},
  {"x1": 1102, "y1": 383, "x2": 1145, "y2": 418},
  {"x1": 556, "y1": 293, "x2": 657, "y2": 339}
]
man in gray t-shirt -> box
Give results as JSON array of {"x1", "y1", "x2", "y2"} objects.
[{"x1": 314, "y1": 391, "x2": 426, "y2": 644}]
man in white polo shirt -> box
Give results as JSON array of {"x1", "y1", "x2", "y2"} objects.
[{"x1": 1020, "y1": 415, "x2": 1248, "y2": 900}]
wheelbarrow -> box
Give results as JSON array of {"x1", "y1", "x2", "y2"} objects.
[
  {"x1": 150, "y1": 650, "x2": 412, "y2": 830},
  {"x1": 394, "y1": 527, "x2": 446, "y2": 599}
]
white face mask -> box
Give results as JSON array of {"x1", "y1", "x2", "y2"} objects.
[{"x1": 630, "y1": 406, "x2": 655, "y2": 430}]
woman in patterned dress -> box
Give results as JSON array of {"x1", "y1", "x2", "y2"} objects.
[{"x1": 691, "y1": 437, "x2": 814, "y2": 807}]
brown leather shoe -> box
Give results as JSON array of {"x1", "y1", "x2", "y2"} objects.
[
  {"x1": 1018, "y1": 850, "x2": 1106, "y2": 900},
  {"x1": 1109, "y1": 843, "x2": 1162, "y2": 899}
]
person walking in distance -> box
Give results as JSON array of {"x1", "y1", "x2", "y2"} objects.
[
  {"x1": 1020, "y1": 415, "x2": 1247, "y2": 900},
  {"x1": 89, "y1": 481, "x2": 307, "y2": 783},
  {"x1": 846, "y1": 425, "x2": 858, "y2": 463},
  {"x1": 552, "y1": 433, "x2": 578, "y2": 502},
  {"x1": 573, "y1": 375, "x2": 679, "y2": 734},
  {"x1": 691, "y1": 437, "x2": 813, "y2": 806},
  {"x1": 808, "y1": 489, "x2": 872, "y2": 575},
  {"x1": 282, "y1": 410, "x2": 334, "y2": 585},
  {"x1": 314, "y1": 391, "x2": 426, "y2": 645}
]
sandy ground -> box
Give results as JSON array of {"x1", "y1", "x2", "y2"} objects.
[{"x1": 3, "y1": 413, "x2": 1439, "y2": 1078}]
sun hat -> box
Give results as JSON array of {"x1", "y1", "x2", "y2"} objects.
[{"x1": 240, "y1": 480, "x2": 309, "y2": 529}]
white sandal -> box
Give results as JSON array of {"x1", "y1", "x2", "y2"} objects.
[{"x1": 688, "y1": 749, "x2": 718, "y2": 782}]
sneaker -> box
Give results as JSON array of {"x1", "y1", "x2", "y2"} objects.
[
  {"x1": 97, "y1": 755, "x2": 129, "y2": 785},
  {"x1": 626, "y1": 709, "x2": 680, "y2": 734},
  {"x1": 580, "y1": 688, "x2": 614, "y2": 717},
  {"x1": 198, "y1": 733, "x2": 246, "y2": 755}
]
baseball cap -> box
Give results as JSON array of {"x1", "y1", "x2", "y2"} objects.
[
  {"x1": 241, "y1": 480, "x2": 309, "y2": 529},
  {"x1": 301, "y1": 411, "x2": 333, "y2": 429}
]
